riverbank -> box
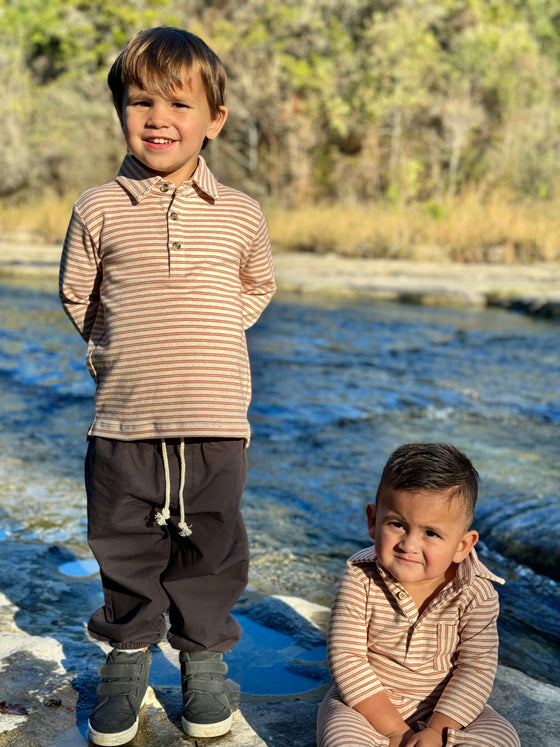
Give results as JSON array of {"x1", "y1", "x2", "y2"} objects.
[
  {"x1": 272, "y1": 251, "x2": 560, "y2": 317},
  {"x1": 2, "y1": 240, "x2": 560, "y2": 317}
]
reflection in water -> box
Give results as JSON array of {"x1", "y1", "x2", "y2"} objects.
[{"x1": 0, "y1": 279, "x2": 559, "y2": 685}]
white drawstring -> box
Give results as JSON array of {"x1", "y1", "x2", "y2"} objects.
[
  {"x1": 155, "y1": 439, "x2": 171, "y2": 526},
  {"x1": 177, "y1": 440, "x2": 192, "y2": 537},
  {"x1": 156, "y1": 438, "x2": 192, "y2": 537}
]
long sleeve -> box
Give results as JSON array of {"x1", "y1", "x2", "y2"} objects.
[
  {"x1": 328, "y1": 562, "x2": 386, "y2": 707},
  {"x1": 240, "y1": 211, "x2": 276, "y2": 330},
  {"x1": 59, "y1": 204, "x2": 102, "y2": 342}
]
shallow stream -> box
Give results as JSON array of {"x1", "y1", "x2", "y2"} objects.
[{"x1": 0, "y1": 276, "x2": 558, "y2": 686}]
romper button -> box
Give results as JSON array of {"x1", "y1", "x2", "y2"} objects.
[
  {"x1": 160, "y1": 184, "x2": 170, "y2": 192},
  {"x1": 396, "y1": 590, "x2": 407, "y2": 600},
  {"x1": 171, "y1": 241, "x2": 181, "y2": 250},
  {"x1": 170, "y1": 212, "x2": 179, "y2": 220}
]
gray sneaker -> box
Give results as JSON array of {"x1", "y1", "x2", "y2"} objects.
[
  {"x1": 180, "y1": 651, "x2": 233, "y2": 738},
  {"x1": 87, "y1": 648, "x2": 152, "y2": 746}
]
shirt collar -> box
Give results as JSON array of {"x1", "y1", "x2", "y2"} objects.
[
  {"x1": 454, "y1": 546, "x2": 505, "y2": 587},
  {"x1": 115, "y1": 154, "x2": 220, "y2": 203}
]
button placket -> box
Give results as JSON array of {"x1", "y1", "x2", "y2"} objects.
[
  {"x1": 167, "y1": 202, "x2": 187, "y2": 276},
  {"x1": 387, "y1": 582, "x2": 418, "y2": 622}
]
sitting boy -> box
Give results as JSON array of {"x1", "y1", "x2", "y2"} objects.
[{"x1": 317, "y1": 443, "x2": 520, "y2": 747}]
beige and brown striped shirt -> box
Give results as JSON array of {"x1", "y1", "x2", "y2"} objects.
[
  {"x1": 59, "y1": 155, "x2": 275, "y2": 440},
  {"x1": 328, "y1": 546, "x2": 504, "y2": 727}
]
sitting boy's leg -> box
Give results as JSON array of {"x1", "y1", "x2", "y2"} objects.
[
  {"x1": 446, "y1": 704, "x2": 521, "y2": 747},
  {"x1": 317, "y1": 685, "x2": 390, "y2": 747}
]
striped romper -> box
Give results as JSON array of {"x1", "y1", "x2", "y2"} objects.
[{"x1": 317, "y1": 547, "x2": 520, "y2": 746}]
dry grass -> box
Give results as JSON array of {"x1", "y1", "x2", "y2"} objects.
[
  {"x1": 2, "y1": 189, "x2": 560, "y2": 263},
  {"x1": 1, "y1": 194, "x2": 76, "y2": 244},
  {"x1": 265, "y1": 189, "x2": 560, "y2": 264}
]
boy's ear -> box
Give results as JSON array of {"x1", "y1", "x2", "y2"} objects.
[
  {"x1": 453, "y1": 529, "x2": 479, "y2": 564},
  {"x1": 366, "y1": 502, "x2": 376, "y2": 540},
  {"x1": 206, "y1": 106, "x2": 228, "y2": 141}
]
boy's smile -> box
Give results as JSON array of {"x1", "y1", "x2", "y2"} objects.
[
  {"x1": 367, "y1": 487, "x2": 478, "y2": 604},
  {"x1": 122, "y1": 69, "x2": 227, "y2": 187}
]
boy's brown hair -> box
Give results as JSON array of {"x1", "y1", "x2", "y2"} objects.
[
  {"x1": 108, "y1": 26, "x2": 227, "y2": 122},
  {"x1": 375, "y1": 443, "x2": 479, "y2": 529}
]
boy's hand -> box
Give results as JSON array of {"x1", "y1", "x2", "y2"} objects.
[
  {"x1": 386, "y1": 727, "x2": 415, "y2": 747},
  {"x1": 403, "y1": 726, "x2": 444, "y2": 747}
]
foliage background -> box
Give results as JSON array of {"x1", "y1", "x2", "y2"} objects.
[{"x1": 1, "y1": 0, "x2": 559, "y2": 258}]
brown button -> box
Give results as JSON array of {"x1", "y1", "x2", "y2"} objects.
[
  {"x1": 160, "y1": 184, "x2": 170, "y2": 193},
  {"x1": 171, "y1": 241, "x2": 181, "y2": 250},
  {"x1": 170, "y1": 212, "x2": 179, "y2": 220}
]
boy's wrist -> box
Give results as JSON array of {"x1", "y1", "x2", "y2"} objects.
[
  {"x1": 422, "y1": 725, "x2": 445, "y2": 745},
  {"x1": 426, "y1": 711, "x2": 461, "y2": 742}
]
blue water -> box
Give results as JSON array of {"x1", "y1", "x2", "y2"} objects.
[{"x1": 0, "y1": 276, "x2": 558, "y2": 686}]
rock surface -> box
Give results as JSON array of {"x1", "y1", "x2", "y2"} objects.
[
  {"x1": 0, "y1": 540, "x2": 558, "y2": 746},
  {"x1": 271, "y1": 252, "x2": 560, "y2": 317}
]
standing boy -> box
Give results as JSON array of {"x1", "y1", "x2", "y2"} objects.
[
  {"x1": 317, "y1": 443, "x2": 520, "y2": 747},
  {"x1": 59, "y1": 26, "x2": 275, "y2": 746}
]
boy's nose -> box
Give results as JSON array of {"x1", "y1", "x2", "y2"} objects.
[
  {"x1": 147, "y1": 105, "x2": 169, "y2": 127},
  {"x1": 398, "y1": 533, "x2": 419, "y2": 553}
]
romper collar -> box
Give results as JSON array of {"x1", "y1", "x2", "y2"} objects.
[
  {"x1": 115, "y1": 154, "x2": 220, "y2": 203},
  {"x1": 453, "y1": 546, "x2": 505, "y2": 588}
]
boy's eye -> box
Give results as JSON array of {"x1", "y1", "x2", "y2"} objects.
[
  {"x1": 425, "y1": 529, "x2": 440, "y2": 538},
  {"x1": 388, "y1": 520, "x2": 404, "y2": 529}
]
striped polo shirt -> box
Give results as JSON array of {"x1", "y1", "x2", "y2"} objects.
[
  {"x1": 59, "y1": 154, "x2": 276, "y2": 440},
  {"x1": 328, "y1": 546, "x2": 504, "y2": 727}
]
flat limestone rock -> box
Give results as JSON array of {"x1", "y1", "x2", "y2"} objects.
[{"x1": 2, "y1": 241, "x2": 560, "y2": 317}]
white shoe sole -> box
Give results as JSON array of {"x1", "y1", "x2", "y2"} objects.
[
  {"x1": 87, "y1": 691, "x2": 148, "y2": 745},
  {"x1": 87, "y1": 717, "x2": 139, "y2": 746},
  {"x1": 182, "y1": 712, "x2": 233, "y2": 738}
]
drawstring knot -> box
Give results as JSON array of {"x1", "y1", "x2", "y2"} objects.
[
  {"x1": 156, "y1": 438, "x2": 192, "y2": 537},
  {"x1": 155, "y1": 508, "x2": 170, "y2": 526}
]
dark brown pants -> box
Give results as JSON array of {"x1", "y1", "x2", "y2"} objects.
[{"x1": 85, "y1": 437, "x2": 248, "y2": 652}]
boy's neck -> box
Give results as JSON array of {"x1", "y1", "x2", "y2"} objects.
[{"x1": 399, "y1": 563, "x2": 458, "y2": 615}]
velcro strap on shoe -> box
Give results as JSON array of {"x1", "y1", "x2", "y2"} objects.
[
  {"x1": 182, "y1": 660, "x2": 228, "y2": 676},
  {"x1": 183, "y1": 675, "x2": 227, "y2": 694},
  {"x1": 98, "y1": 663, "x2": 144, "y2": 681},
  {"x1": 97, "y1": 681, "x2": 140, "y2": 697}
]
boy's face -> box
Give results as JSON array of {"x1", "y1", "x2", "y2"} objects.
[
  {"x1": 367, "y1": 487, "x2": 478, "y2": 596},
  {"x1": 121, "y1": 67, "x2": 227, "y2": 187}
]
